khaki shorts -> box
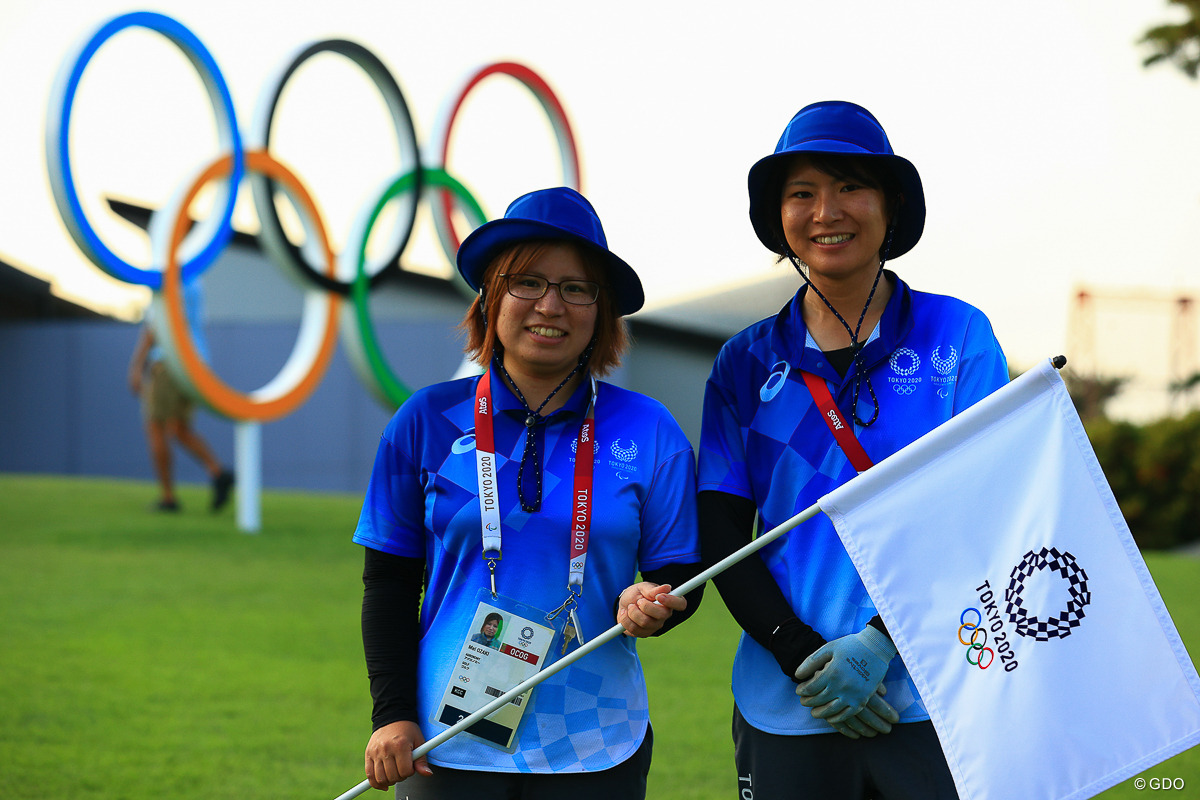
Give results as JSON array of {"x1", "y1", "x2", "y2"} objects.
[{"x1": 142, "y1": 361, "x2": 194, "y2": 424}]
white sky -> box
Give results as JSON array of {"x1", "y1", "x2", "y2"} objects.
[{"x1": 2, "y1": 0, "x2": 1198, "y2": 381}]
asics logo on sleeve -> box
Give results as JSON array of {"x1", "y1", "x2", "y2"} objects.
[
  {"x1": 452, "y1": 431, "x2": 477, "y2": 454},
  {"x1": 760, "y1": 361, "x2": 790, "y2": 402}
]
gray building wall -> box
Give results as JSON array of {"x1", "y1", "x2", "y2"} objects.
[
  {"x1": 1, "y1": 318, "x2": 426, "y2": 493},
  {"x1": 0, "y1": 301, "x2": 727, "y2": 494},
  {"x1": 1, "y1": 212, "x2": 773, "y2": 493}
]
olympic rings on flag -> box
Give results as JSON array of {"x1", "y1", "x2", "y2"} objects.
[
  {"x1": 958, "y1": 608, "x2": 995, "y2": 670},
  {"x1": 46, "y1": 11, "x2": 581, "y2": 421}
]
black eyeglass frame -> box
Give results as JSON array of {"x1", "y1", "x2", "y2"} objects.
[{"x1": 497, "y1": 273, "x2": 605, "y2": 306}]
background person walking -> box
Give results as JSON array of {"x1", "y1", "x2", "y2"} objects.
[{"x1": 127, "y1": 278, "x2": 234, "y2": 512}]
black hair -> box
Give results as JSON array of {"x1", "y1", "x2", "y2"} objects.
[{"x1": 767, "y1": 152, "x2": 903, "y2": 258}]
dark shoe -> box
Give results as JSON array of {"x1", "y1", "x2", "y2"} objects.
[
  {"x1": 211, "y1": 470, "x2": 235, "y2": 511},
  {"x1": 153, "y1": 499, "x2": 180, "y2": 512}
]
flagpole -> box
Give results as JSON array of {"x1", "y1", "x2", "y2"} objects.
[{"x1": 333, "y1": 500, "x2": 824, "y2": 800}]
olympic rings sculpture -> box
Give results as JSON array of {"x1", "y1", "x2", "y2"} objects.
[{"x1": 46, "y1": 10, "x2": 581, "y2": 420}]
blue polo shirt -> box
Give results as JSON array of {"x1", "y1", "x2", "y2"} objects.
[
  {"x1": 354, "y1": 371, "x2": 700, "y2": 771},
  {"x1": 698, "y1": 274, "x2": 1008, "y2": 735}
]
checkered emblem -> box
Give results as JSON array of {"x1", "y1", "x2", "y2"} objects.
[
  {"x1": 610, "y1": 439, "x2": 638, "y2": 462},
  {"x1": 930, "y1": 345, "x2": 958, "y2": 375},
  {"x1": 570, "y1": 437, "x2": 600, "y2": 455},
  {"x1": 1005, "y1": 547, "x2": 1090, "y2": 641},
  {"x1": 890, "y1": 348, "x2": 920, "y2": 376}
]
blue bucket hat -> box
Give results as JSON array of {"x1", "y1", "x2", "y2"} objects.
[
  {"x1": 456, "y1": 187, "x2": 644, "y2": 316},
  {"x1": 747, "y1": 101, "x2": 925, "y2": 260}
]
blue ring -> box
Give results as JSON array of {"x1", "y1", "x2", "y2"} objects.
[{"x1": 46, "y1": 11, "x2": 243, "y2": 288}]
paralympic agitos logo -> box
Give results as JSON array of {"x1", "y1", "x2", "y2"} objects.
[{"x1": 46, "y1": 11, "x2": 581, "y2": 420}]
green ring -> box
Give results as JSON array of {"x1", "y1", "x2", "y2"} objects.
[{"x1": 350, "y1": 167, "x2": 486, "y2": 406}]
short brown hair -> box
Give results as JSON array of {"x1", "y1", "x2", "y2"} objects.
[{"x1": 460, "y1": 240, "x2": 630, "y2": 377}]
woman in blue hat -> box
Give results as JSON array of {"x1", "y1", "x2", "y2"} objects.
[
  {"x1": 698, "y1": 102, "x2": 1009, "y2": 797},
  {"x1": 353, "y1": 187, "x2": 702, "y2": 798}
]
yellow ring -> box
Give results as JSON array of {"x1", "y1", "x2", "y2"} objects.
[{"x1": 161, "y1": 150, "x2": 341, "y2": 421}]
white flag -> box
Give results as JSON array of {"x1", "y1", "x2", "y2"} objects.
[{"x1": 819, "y1": 358, "x2": 1200, "y2": 800}]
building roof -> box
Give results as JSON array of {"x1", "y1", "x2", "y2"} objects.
[
  {"x1": 0, "y1": 255, "x2": 108, "y2": 321},
  {"x1": 636, "y1": 269, "x2": 800, "y2": 341},
  {"x1": 12, "y1": 197, "x2": 800, "y2": 339}
]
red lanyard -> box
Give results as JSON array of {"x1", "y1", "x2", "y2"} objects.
[
  {"x1": 801, "y1": 370, "x2": 874, "y2": 473},
  {"x1": 474, "y1": 372, "x2": 597, "y2": 597},
  {"x1": 570, "y1": 413, "x2": 595, "y2": 578}
]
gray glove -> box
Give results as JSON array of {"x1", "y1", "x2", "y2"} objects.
[
  {"x1": 795, "y1": 626, "x2": 899, "y2": 734},
  {"x1": 821, "y1": 682, "x2": 899, "y2": 738}
]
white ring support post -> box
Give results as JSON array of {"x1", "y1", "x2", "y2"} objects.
[{"x1": 235, "y1": 422, "x2": 261, "y2": 534}]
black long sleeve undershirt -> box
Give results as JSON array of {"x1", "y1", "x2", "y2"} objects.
[
  {"x1": 699, "y1": 490, "x2": 827, "y2": 681},
  {"x1": 361, "y1": 547, "x2": 424, "y2": 731},
  {"x1": 360, "y1": 547, "x2": 704, "y2": 732},
  {"x1": 699, "y1": 490, "x2": 893, "y2": 682}
]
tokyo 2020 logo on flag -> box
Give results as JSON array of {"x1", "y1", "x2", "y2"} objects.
[
  {"x1": 818, "y1": 359, "x2": 1200, "y2": 800},
  {"x1": 1005, "y1": 547, "x2": 1090, "y2": 642}
]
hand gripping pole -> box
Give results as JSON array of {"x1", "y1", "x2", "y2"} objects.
[{"x1": 333, "y1": 500, "x2": 823, "y2": 799}]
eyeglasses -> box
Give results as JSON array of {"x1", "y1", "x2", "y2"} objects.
[{"x1": 499, "y1": 273, "x2": 602, "y2": 306}]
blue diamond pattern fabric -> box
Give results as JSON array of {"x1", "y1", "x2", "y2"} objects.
[
  {"x1": 698, "y1": 275, "x2": 1009, "y2": 735},
  {"x1": 354, "y1": 371, "x2": 699, "y2": 771}
]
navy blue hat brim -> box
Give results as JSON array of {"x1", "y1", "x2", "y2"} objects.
[
  {"x1": 456, "y1": 219, "x2": 645, "y2": 316},
  {"x1": 747, "y1": 147, "x2": 926, "y2": 260}
]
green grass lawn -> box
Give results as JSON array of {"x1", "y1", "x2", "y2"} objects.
[{"x1": 1, "y1": 474, "x2": 1197, "y2": 799}]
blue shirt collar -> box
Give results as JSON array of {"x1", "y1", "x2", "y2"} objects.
[
  {"x1": 770, "y1": 270, "x2": 913, "y2": 379},
  {"x1": 487, "y1": 366, "x2": 593, "y2": 421}
]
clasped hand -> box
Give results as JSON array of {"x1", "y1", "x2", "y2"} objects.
[{"x1": 794, "y1": 626, "x2": 900, "y2": 739}]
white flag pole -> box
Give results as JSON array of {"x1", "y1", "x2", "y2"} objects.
[{"x1": 333, "y1": 500, "x2": 824, "y2": 800}]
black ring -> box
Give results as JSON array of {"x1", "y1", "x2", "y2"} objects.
[{"x1": 250, "y1": 39, "x2": 423, "y2": 295}]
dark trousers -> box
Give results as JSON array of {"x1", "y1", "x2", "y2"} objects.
[{"x1": 733, "y1": 705, "x2": 958, "y2": 799}]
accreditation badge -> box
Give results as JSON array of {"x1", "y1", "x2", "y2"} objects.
[{"x1": 431, "y1": 590, "x2": 561, "y2": 752}]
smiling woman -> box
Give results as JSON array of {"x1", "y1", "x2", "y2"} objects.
[
  {"x1": 492, "y1": 243, "x2": 599, "y2": 393},
  {"x1": 350, "y1": 187, "x2": 704, "y2": 799},
  {"x1": 778, "y1": 159, "x2": 892, "y2": 299},
  {"x1": 461, "y1": 238, "x2": 628, "y2": 392},
  {"x1": 696, "y1": 101, "x2": 1012, "y2": 800}
]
